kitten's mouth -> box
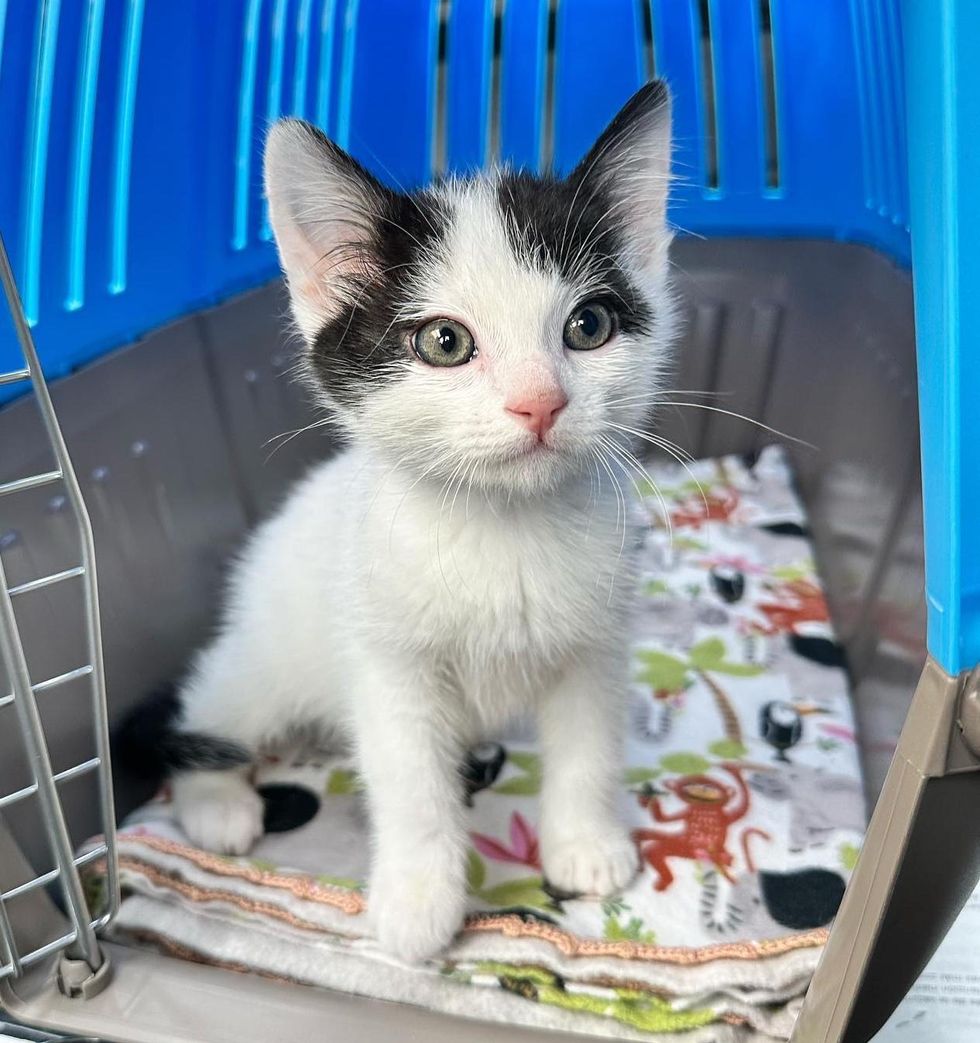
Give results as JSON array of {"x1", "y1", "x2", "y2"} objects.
[{"x1": 510, "y1": 439, "x2": 556, "y2": 459}]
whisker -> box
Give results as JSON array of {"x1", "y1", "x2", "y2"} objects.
[
  {"x1": 605, "y1": 388, "x2": 732, "y2": 407},
  {"x1": 263, "y1": 414, "x2": 337, "y2": 462},
  {"x1": 653, "y1": 401, "x2": 815, "y2": 449},
  {"x1": 591, "y1": 443, "x2": 629, "y2": 605},
  {"x1": 601, "y1": 433, "x2": 674, "y2": 551},
  {"x1": 605, "y1": 420, "x2": 711, "y2": 522},
  {"x1": 595, "y1": 434, "x2": 631, "y2": 561}
]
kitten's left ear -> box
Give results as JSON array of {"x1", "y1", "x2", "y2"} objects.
[
  {"x1": 264, "y1": 119, "x2": 388, "y2": 342},
  {"x1": 570, "y1": 81, "x2": 672, "y2": 270}
]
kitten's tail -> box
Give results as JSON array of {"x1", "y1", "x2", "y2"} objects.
[{"x1": 112, "y1": 686, "x2": 251, "y2": 786}]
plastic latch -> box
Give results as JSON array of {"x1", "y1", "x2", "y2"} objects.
[
  {"x1": 959, "y1": 666, "x2": 980, "y2": 760},
  {"x1": 56, "y1": 950, "x2": 112, "y2": 1000}
]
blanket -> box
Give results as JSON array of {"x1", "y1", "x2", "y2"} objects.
[{"x1": 83, "y1": 447, "x2": 866, "y2": 1041}]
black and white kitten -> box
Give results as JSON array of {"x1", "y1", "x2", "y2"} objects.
[{"x1": 148, "y1": 82, "x2": 675, "y2": 962}]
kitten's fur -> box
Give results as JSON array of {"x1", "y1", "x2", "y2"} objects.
[{"x1": 144, "y1": 82, "x2": 675, "y2": 962}]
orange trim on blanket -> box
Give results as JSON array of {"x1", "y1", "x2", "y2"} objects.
[
  {"x1": 119, "y1": 856, "x2": 363, "y2": 940},
  {"x1": 117, "y1": 834, "x2": 367, "y2": 914},
  {"x1": 115, "y1": 833, "x2": 829, "y2": 967},
  {"x1": 464, "y1": 914, "x2": 830, "y2": 965}
]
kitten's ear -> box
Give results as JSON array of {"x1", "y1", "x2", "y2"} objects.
[
  {"x1": 570, "y1": 81, "x2": 672, "y2": 269},
  {"x1": 264, "y1": 119, "x2": 387, "y2": 342}
]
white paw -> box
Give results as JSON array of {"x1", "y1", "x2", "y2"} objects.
[
  {"x1": 542, "y1": 826, "x2": 638, "y2": 897},
  {"x1": 172, "y1": 772, "x2": 264, "y2": 855},
  {"x1": 368, "y1": 846, "x2": 466, "y2": 963}
]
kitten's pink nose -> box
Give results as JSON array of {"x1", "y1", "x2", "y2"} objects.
[{"x1": 505, "y1": 389, "x2": 568, "y2": 440}]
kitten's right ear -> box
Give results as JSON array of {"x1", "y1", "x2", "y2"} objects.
[
  {"x1": 264, "y1": 120, "x2": 387, "y2": 342},
  {"x1": 569, "y1": 81, "x2": 672, "y2": 273}
]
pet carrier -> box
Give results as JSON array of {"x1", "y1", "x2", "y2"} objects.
[{"x1": 0, "y1": 1, "x2": 976, "y2": 1042}]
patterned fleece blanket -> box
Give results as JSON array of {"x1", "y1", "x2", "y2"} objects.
[{"x1": 83, "y1": 446, "x2": 866, "y2": 1042}]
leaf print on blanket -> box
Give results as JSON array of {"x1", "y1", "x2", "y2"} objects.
[
  {"x1": 466, "y1": 850, "x2": 553, "y2": 912},
  {"x1": 604, "y1": 913, "x2": 657, "y2": 943},
  {"x1": 491, "y1": 751, "x2": 541, "y2": 796},
  {"x1": 471, "y1": 812, "x2": 540, "y2": 869},
  {"x1": 635, "y1": 639, "x2": 763, "y2": 744},
  {"x1": 325, "y1": 769, "x2": 361, "y2": 795}
]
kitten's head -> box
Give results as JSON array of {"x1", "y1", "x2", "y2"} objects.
[{"x1": 265, "y1": 82, "x2": 675, "y2": 497}]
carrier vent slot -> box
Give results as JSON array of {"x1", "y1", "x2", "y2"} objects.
[
  {"x1": 260, "y1": 0, "x2": 289, "y2": 240},
  {"x1": 266, "y1": 0, "x2": 288, "y2": 129},
  {"x1": 291, "y1": 0, "x2": 315, "y2": 118},
  {"x1": 314, "y1": 0, "x2": 338, "y2": 130},
  {"x1": 758, "y1": 0, "x2": 780, "y2": 188},
  {"x1": 22, "y1": 0, "x2": 63, "y2": 324},
  {"x1": 109, "y1": 0, "x2": 146, "y2": 292},
  {"x1": 695, "y1": 0, "x2": 719, "y2": 190},
  {"x1": 66, "y1": 0, "x2": 106, "y2": 312},
  {"x1": 487, "y1": 0, "x2": 506, "y2": 164},
  {"x1": 232, "y1": 0, "x2": 263, "y2": 250},
  {"x1": 639, "y1": 0, "x2": 656, "y2": 80},
  {"x1": 432, "y1": 0, "x2": 451, "y2": 177},
  {"x1": 539, "y1": 0, "x2": 559, "y2": 172}
]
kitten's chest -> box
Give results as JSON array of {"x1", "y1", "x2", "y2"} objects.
[{"x1": 367, "y1": 495, "x2": 632, "y2": 660}]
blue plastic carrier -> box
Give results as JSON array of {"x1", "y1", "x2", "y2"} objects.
[{"x1": 0, "y1": 0, "x2": 974, "y2": 673}]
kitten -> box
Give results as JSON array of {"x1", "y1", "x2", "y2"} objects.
[{"x1": 122, "y1": 81, "x2": 675, "y2": 962}]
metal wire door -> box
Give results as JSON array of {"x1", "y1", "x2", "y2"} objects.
[{"x1": 0, "y1": 233, "x2": 117, "y2": 996}]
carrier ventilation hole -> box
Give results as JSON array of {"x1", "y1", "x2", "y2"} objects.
[
  {"x1": 66, "y1": 0, "x2": 107, "y2": 312},
  {"x1": 487, "y1": 0, "x2": 506, "y2": 165},
  {"x1": 539, "y1": 0, "x2": 559, "y2": 173},
  {"x1": 758, "y1": 0, "x2": 780, "y2": 189},
  {"x1": 639, "y1": 0, "x2": 656, "y2": 80},
  {"x1": 109, "y1": 0, "x2": 146, "y2": 293},
  {"x1": 696, "y1": 0, "x2": 719, "y2": 190},
  {"x1": 432, "y1": 0, "x2": 451, "y2": 178}
]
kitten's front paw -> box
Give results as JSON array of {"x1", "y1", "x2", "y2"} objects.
[
  {"x1": 368, "y1": 847, "x2": 466, "y2": 963},
  {"x1": 542, "y1": 826, "x2": 638, "y2": 897},
  {"x1": 172, "y1": 771, "x2": 264, "y2": 855}
]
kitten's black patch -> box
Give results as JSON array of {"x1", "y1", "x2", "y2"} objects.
[
  {"x1": 760, "y1": 521, "x2": 809, "y2": 538},
  {"x1": 496, "y1": 81, "x2": 668, "y2": 335},
  {"x1": 790, "y1": 633, "x2": 847, "y2": 669},
  {"x1": 309, "y1": 157, "x2": 449, "y2": 405},
  {"x1": 740, "y1": 449, "x2": 761, "y2": 470},
  {"x1": 495, "y1": 171, "x2": 653, "y2": 336},
  {"x1": 759, "y1": 868, "x2": 846, "y2": 930},
  {"x1": 112, "y1": 686, "x2": 251, "y2": 786},
  {"x1": 258, "y1": 783, "x2": 321, "y2": 833},
  {"x1": 461, "y1": 742, "x2": 507, "y2": 805}
]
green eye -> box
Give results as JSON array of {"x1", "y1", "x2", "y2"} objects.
[
  {"x1": 563, "y1": 301, "x2": 616, "y2": 351},
  {"x1": 413, "y1": 318, "x2": 476, "y2": 367}
]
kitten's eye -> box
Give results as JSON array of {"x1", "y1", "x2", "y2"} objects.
[
  {"x1": 413, "y1": 318, "x2": 476, "y2": 367},
  {"x1": 563, "y1": 301, "x2": 616, "y2": 351}
]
